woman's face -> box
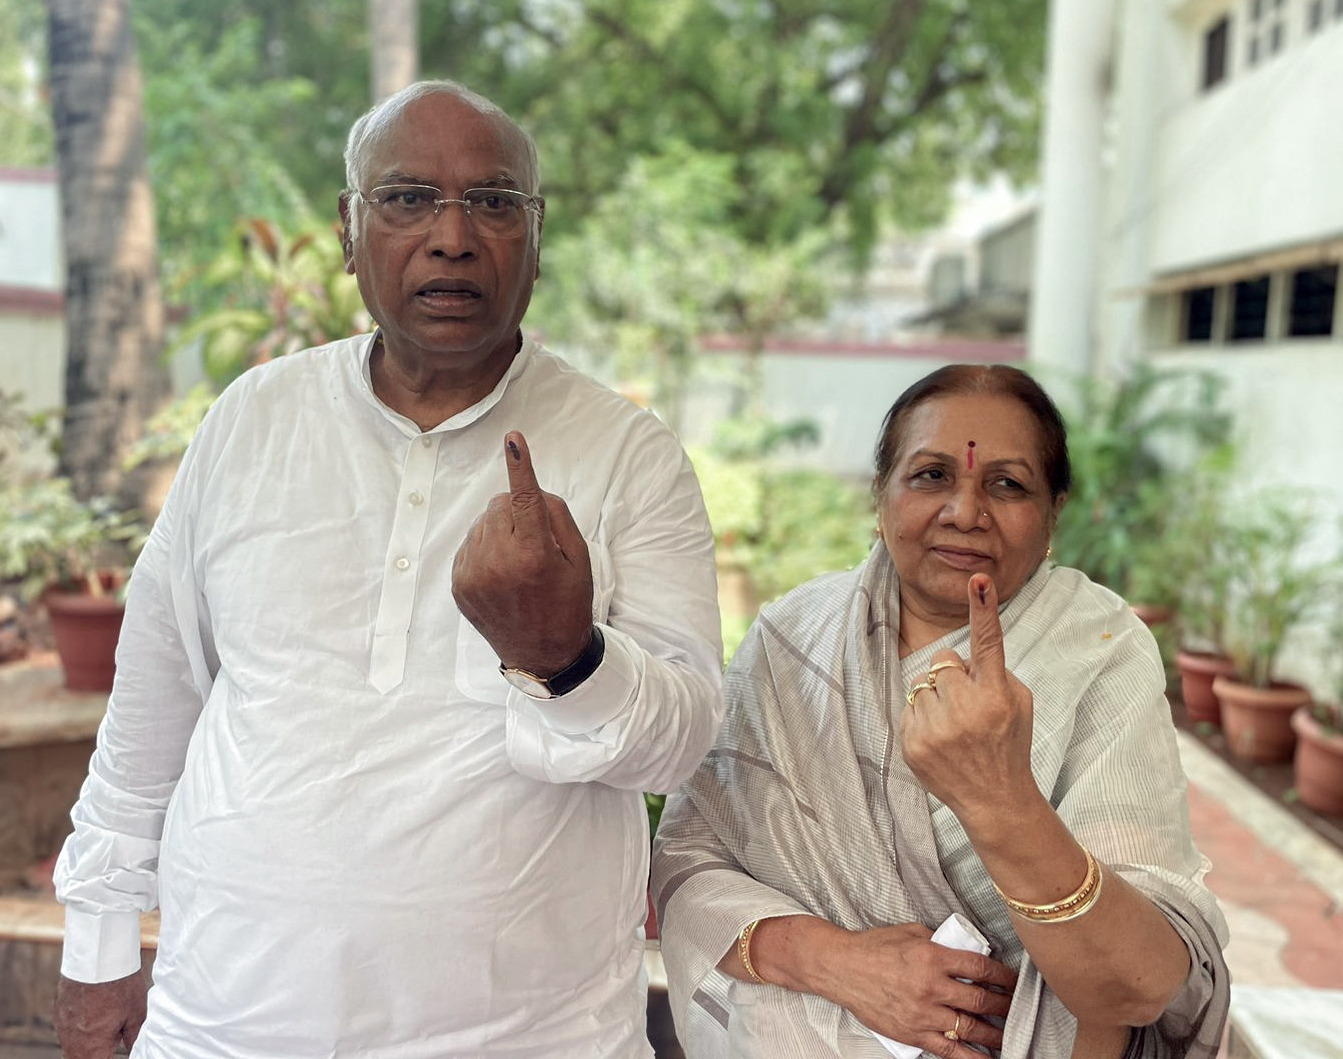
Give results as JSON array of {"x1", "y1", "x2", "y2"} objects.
[{"x1": 877, "y1": 392, "x2": 1062, "y2": 627}]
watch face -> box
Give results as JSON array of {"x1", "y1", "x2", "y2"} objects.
[{"x1": 500, "y1": 667, "x2": 554, "y2": 700}]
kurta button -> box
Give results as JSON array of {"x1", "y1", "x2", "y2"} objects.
[
  {"x1": 420, "y1": 437, "x2": 432, "y2": 448},
  {"x1": 394, "y1": 556, "x2": 411, "y2": 571},
  {"x1": 408, "y1": 491, "x2": 424, "y2": 506}
]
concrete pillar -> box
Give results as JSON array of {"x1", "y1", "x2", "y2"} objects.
[
  {"x1": 1099, "y1": 0, "x2": 1163, "y2": 374},
  {"x1": 1028, "y1": 0, "x2": 1118, "y2": 394}
]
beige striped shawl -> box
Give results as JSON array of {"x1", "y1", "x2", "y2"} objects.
[{"x1": 652, "y1": 545, "x2": 1229, "y2": 1058}]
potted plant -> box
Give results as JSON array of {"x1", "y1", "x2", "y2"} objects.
[
  {"x1": 0, "y1": 477, "x2": 144, "y2": 691},
  {"x1": 1050, "y1": 368, "x2": 1232, "y2": 709},
  {"x1": 1211, "y1": 496, "x2": 1335, "y2": 763},
  {"x1": 1291, "y1": 608, "x2": 1343, "y2": 816},
  {"x1": 1167, "y1": 449, "x2": 1239, "y2": 725}
]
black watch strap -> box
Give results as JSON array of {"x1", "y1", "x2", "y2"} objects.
[{"x1": 545, "y1": 625, "x2": 606, "y2": 696}]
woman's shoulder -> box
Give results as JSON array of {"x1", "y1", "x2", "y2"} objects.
[
  {"x1": 1038, "y1": 565, "x2": 1141, "y2": 628},
  {"x1": 1025, "y1": 565, "x2": 1164, "y2": 684}
]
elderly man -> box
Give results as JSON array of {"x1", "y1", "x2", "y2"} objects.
[{"x1": 53, "y1": 80, "x2": 723, "y2": 1058}]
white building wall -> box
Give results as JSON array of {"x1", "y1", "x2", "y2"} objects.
[
  {"x1": 1092, "y1": 0, "x2": 1343, "y2": 695},
  {"x1": 1151, "y1": 20, "x2": 1343, "y2": 272},
  {"x1": 677, "y1": 343, "x2": 1028, "y2": 480},
  {"x1": 0, "y1": 170, "x2": 65, "y2": 420},
  {"x1": 0, "y1": 169, "x2": 62, "y2": 290},
  {"x1": 0, "y1": 313, "x2": 64, "y2": 410}
]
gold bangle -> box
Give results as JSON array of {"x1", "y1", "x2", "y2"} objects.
[
  {"x1": 993, "y1": 848, "x2": 1104, "y2": 923},
  {"x1": 1026, "y1": 868, "x2": 1103, "y2": 923},
  {"x1": 737, "y1": 918, "x2": 766, "y2": 984}
]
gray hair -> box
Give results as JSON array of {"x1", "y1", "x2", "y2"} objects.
[{"x1": 343, "y1": 79, "x2": 541, "y2": 196}]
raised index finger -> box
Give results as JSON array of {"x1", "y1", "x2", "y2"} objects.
[
  {"x1": 504, "y1": 431, "x2": 549, "y2": 540},
  {"x1": 967, "y1": 574, "x2": 1008, "y2": 681}
]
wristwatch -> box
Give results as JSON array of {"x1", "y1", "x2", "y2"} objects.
[{"x1": 499, "y1": 626, "x2": 606, "y2": 700}]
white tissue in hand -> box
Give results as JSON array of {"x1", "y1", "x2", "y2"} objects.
[{"x1": 869, "y1": 913, "x2": 992, "y2": 1058}]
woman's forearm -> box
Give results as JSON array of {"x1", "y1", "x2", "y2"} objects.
[
  {"x1": 961, "y1": 792, "x2": 1190, "y2": 1027},
  {"x1": 714, "y1": 913, "x2": 843, "y2": 993}
]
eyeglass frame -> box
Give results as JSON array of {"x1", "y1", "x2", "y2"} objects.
[{"x1": 353, "y1": 183, "x2": 544, "y2": 239}]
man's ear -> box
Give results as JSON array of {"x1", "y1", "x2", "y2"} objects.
[
  {"x1": 337, "y1": 191, "x2": 356, "y2": 274},
  {"x1": 533, "y1": 201, "x2": 545, "y2": 281}
]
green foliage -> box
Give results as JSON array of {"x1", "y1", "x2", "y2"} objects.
[
  {"x1": 1051, "y1": 365, "x2": 1232, "y2": 608},
  {"x1": 0, "y1": 477, "x2": 144, "y2": 601},
  {"x1": 1311, "y1": 702, "x2": 1343, "y2": 735},
  {"x1": 530, "y1": 145, "x2": 834, "y2": 421},
  {"x1": 644, "y1": 791, "x2": 665, "y2": 841},
  {"x1": 1221, "y1": 496, "x2": 1340, "y2": 689},
  {"x1": 0, "y1": 391, "x2": 144, "y2": 603},
  {"x1": 89, "y1": 0, "x2": 1042, "y2": 319},
  {"x1": 173, "y1": 217, "x2": 370, "y2": 388},
  {"x1": 0, "y1": 0, "x2": 52, "y2": 166},
  {"x1": 1325, "y1": 606, "x2": 1343, "y2": 709},
  {"x1": 123, "y1": 383, "x2": 218, "y2": 471},
  {"x1": 137, "y1": 14, "x2": 323, "y2": 300},
  {"x1": 1165, "y1": 447, "x2": 1238, "y2": 654},
  {"x1": 0, "y1": 389, "x2": 58, "y2": 485},
  {"x1": 691, "y1": 443, "x2": 874, "y2": 605},
  {"x1": 502, "y1": 0, "x2": 1047, "y2": 257}
]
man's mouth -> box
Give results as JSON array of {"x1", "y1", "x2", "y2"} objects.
[{"x1": 415, "y1": 280, "x2": 482, "y2": 302}]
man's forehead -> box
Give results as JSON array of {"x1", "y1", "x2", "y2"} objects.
[{"x1": 368, "y1": 98, "x2": 530, "y2": 185}]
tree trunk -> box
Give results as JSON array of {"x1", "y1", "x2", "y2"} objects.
[
  {"x1": 47, "y1": 0, "x2": 168, "y2": 506},
  {"x1": 369, "y1": 0, "x2": 419, "y2": 101}
]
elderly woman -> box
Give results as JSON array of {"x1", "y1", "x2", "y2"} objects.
[{"x1": 652, "y1": 365, "x2": 1229, "y2": 1058}]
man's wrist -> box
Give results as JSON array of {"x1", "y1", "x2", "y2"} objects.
[{"x1": 500, "y1": 625, "x2": 605, "y2": 699}]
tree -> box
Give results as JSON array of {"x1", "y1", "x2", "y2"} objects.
[
  {"x1": 423, "y1": 0, "x2": 1047, "y2": 258},
  {"x1": 370, "y1": 0, "x2": 419, "y2": 101},
  {"x1": 125, "y1": 0, "x2": 1046, "y2": 276},
  {"x1": 46, "y1": 0, "x2": 169, "y2": 504}
]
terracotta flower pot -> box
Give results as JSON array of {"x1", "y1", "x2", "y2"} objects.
[
  {"x1": 1212, "y1": 675, "x2": 1311, "y2": 763},
  {"x1": 1130, "y1": 604, "x2": 1174, "y2": 628},
  {"x1": 43, "y1": 588, "x2": 125, "y2": 692},
  {"x1": 1175, "y1": 650, "x2": 1237, "y2": 726},
  {"x1": 1291, "y1": 707, "x2": 1343, "y2": 816}
]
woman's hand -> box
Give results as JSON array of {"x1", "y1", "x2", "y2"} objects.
[
  {"x1": 818, "y1": 921, "x2": 1015, "y2": 1055},
  {"x1": 901, "y1": 574, "x2": 1041, "y2": 829},
  {"x1": 744, "y1": 916, "x2": 1015, "y2": 1058}
]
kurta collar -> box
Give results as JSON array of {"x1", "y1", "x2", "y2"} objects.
[{"x1": 355, "y1": 329, "x2": 534, "y2": 437}]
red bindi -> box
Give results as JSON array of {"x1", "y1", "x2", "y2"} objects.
[{"x1": 966, "y1": 440, "x2": 976, "y2": 469}]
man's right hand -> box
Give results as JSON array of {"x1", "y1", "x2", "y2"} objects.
[{"x1": 55, "y1": 970, "x2": 148, "y2": 1059}]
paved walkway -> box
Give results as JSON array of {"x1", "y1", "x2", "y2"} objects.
[{"x1": 1178, "y1": 731, "x2": 1343, "y2": 992}]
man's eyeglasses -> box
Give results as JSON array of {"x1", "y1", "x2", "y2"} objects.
[{"x1": 357, "y1": 184, "x2": 542, "y2": 239}]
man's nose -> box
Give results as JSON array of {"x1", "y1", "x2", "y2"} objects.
[{"x1": 424, "y1": 200, "x2": 476, "y2": 254}]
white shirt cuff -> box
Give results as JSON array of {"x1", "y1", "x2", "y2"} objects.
[
  {"x1": 508, "y1": 623, "x2": 638, "y2": 736},
  {"x1": 60, "y1": 906, "x2": 145, "y2": 983}
]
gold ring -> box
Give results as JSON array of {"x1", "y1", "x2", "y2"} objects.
[
  {"x1": 906, "y1": 681, "x2": 935, "y2": 707},
  {"x1": 943, "y1": 1012, "x2": 962, "y2": 1041},
  {"x1": 925, "y1": 661, "x2": 959, "y2": 688}
]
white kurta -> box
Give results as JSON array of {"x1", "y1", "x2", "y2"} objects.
[{"x1": 54, "y1": 333, "x2": 724, "y2": 1058}]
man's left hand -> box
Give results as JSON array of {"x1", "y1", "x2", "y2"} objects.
[{"x1": 452, "y1": 431, "x2": 595, "y2": 676}]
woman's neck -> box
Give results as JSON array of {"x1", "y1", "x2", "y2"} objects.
[{"x1": 896, "y1": 603, "x2": 967, "y2": 659}]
